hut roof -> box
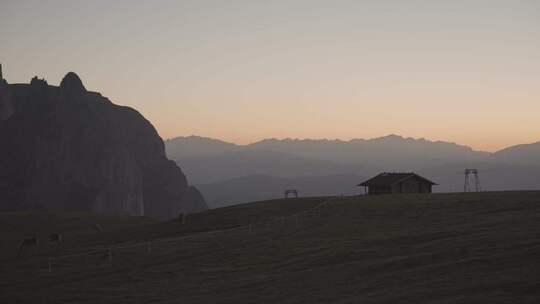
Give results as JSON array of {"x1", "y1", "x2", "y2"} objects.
[{"x1": 358, "y1": 172, "x2": 437, "y2": 186}]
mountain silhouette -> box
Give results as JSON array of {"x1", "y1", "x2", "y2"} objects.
[
  {"x1": 492, "y1": 141, "x2": 540, "y2": 165},
  {"x1": 0, "y1": 73, "x2": 206, "y2": 218},
  {"x1": 165, "y1": 135, "x2": 242, "y2": 159},
  {"x1": 167, "y1": 135, "x2": 490, "y2": 171}
]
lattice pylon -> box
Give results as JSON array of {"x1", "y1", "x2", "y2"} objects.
[{"x1": 464, "y1": 169, "x2": 481, "y2": 192}]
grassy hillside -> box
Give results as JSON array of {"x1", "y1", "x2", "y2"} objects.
[
  {"x1": 1, "y1": 191, "x2": 540, "y2": 303},
  {"x1": 0, "y1": 212, "x2": 156, "y2": 259}
]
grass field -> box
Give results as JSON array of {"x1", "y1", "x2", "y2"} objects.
[{"x1": 1, "y1": 191, "x2": 540, "y2": 303}]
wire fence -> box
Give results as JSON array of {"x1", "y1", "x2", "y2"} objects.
[{"x1": 5, "y1": 200, "x2": 334, "y2": 274}]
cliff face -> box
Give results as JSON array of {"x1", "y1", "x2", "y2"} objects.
[{"x1": 0, "y1": 73, "x2": 207, "y2": 218}]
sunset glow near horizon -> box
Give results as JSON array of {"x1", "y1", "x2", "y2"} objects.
[{"x1": 1, "y1": 0, "x2": 539, "y2": 152}]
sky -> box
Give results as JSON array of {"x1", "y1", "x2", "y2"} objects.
[{"x1": 1, "y1": 0, "x2": 539, "y2": 152}]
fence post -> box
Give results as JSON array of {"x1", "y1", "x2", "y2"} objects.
[
  {"x1": 181, "y1": 213, "x2": 187, "y2": 225},
  {"x1": 108, "y1": 248, "x2": 112, "y2": 264},
  {"x1": 48, "y1": 257, "x2": 53, "y2": 273}
]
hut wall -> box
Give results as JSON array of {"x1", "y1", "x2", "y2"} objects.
[
  {"x1": 392, "y1": 178, "x2": 433, "y2": 194},
  {"x1": 368, "y1": 185, "x2": 392, "y2": 195}
]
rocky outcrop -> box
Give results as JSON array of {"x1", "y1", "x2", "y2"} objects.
[{"x1": 0, "y1": 72, "x2": 207, "y2": 218}]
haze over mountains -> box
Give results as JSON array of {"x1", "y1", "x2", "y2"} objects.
[
  {"x1": 166, "y1": 136, "x2": 540, "y2": 207},
  {"x1": 167, "y1": 135, "x2": 492, "y2": 169}
]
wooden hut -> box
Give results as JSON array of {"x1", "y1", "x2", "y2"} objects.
[{"x1": 358, "y1": 172, "x2": 437, "y2": 195}]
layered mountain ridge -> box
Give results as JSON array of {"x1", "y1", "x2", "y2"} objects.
[
  {"x1": 167, "y1": 135, "x2": 539, "y2": 167},
  {"x1": 166, "y1": 135, "x2": 540, "y2": 207}
]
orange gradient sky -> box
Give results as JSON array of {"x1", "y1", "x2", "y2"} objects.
[{"x1": 1, "y1": 0, "x2": 539, "y2": 152}]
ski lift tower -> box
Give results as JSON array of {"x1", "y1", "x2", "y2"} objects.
[{"x1": 464, "y1": 169, "x2": 481, "y2": 192}]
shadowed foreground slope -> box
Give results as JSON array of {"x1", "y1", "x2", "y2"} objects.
[{"x1": 1, "y1": 191, "x2": 539, "y2": 303}]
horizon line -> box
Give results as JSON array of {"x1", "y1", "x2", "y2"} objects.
[{"x1": 165, "y1": 134, "x2": 540, "y2": 154}]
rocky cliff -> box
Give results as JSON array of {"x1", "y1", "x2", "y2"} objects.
[{"x1": 0, "y1": 72, "x2": 207, "y2": 218}]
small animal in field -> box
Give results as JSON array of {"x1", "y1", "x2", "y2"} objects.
[
  {"x1": 17, "y1": 235, "x2": 39, "y2": 257},
  {"x1": 94, "y1": 223, "x2": 103, "y2": 232}
]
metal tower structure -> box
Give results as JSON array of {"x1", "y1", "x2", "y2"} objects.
[
  {"x1": 284, "y1": 189, "x2": 298, "y2": 198},
  {"x1": 464, "y1": 169, "x2": 481, "y2": 192}
]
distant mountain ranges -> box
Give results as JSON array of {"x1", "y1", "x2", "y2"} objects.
[{"x1": 166, "y1": 135, "x2": 540, "y2": 208}]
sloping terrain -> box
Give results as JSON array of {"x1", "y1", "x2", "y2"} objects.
[
  {"x1": 0, "y1": 212, "x2": 155, "y2": 260},
  {"x1": 197, "y1": 174, "x2": 367, "y2": 208},
  {"x1": 1, "y1": 191, "x2": 540, "y2": 303}
]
